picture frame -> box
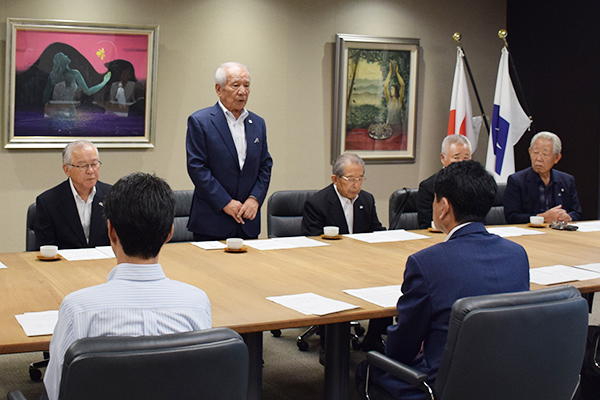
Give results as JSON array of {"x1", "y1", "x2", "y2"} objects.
[
  {"x1": 4, "y1": 18, "x2": 159, "y2": 149},
  {"x1": 333, "y1": 34, "x2": 420, "y2": 164}
]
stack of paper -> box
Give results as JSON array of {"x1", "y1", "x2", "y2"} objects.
[
  {"x1": 487, "y1": 227, "x2": 546, "y2": 238},
  {"x1": 571, "y1": 221, "x2": 600, "y2": 232},
  {"x1": 266, "y1": 293, "x2": 358, "y2": 316},
  {"x1": 344, "y1": 230, "x2": 430, "y2": 243},
  {"x1": 344, "y1": 285, "x2": 402, "y2": 308},
  {"x1": 15, "y1": 310, "x2": 58, "y2": 336},
  {"x1": 530, "y1": 265, "x2": 600, "y2": 285},
  {"x1": 191, "y1": 241, "x2": 227, "y2": 250},
  {"x1": 58, "y1": 248, "x2": 114, "y2": 261},
  {"x1": 245, "y1": 237, "x2": 329, "y2": 251}
]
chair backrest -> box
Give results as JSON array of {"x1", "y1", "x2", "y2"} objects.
[
  {"x1": 26, "y1": 203, "x2": 37, "y2": 252},
  {"x1": 388, "y1": 188, "x2": 419, "y2": 230},
  {"x1": 267, "y1": 190, "x2": 318, "y2": 238},
  {"x1": 484, "y1": 182, "x2": 507, "y2": 225},
  {"x1": 169, "y1": 190, "x2": 194, "y2": 243},
  {"x1": 435, "y1": 285, "x2": 588, "y2": 400},
  {"x1": 59, "y1": 327, "x2": 248, "y2": 400}
]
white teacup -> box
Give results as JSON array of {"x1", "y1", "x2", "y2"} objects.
[
  {"x1": 323, "y1": 226, "x2": 339, "y2": 237},
  {"x1": 40, "y1": 245, "x2": 58, "y2": 258},
  {"x1": 226, "y1": 238, "x2": 243, "y2": 250},
  {"x1": 530, "y1": 216, "x2": 544, "y2": 225}
]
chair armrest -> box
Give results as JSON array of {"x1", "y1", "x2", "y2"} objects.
[
  {"x1": 366, "y1": 351, "x2": 428, "y2": 388},
  {"x1": 7, "y1": 390, "x2": 28, "y2": 400}
]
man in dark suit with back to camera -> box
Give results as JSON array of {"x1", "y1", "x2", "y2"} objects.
[
  {"x1": 504, "y1": 131, "x2": 582, "y2": 224},
  {"x1": 416, "y1": 134, "x2": 471, "y2": 229},
  {"x1": 301, "y1": 153, "x2": 384, "y2": 236},
  {"x1": 35, "y1": 140, "x2": 111, "y2": 250},
  {"x1": 357, "y1": 161, "x2": 530, "y2": 399},
  {"x1": 186, "y1": 62, "x2": 273, "y2": 241},
  {"x1": 302, "y1": 153, "x2": 388, "y2": 352}
]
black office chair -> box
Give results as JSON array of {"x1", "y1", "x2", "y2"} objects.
[
  {"x1": 9, "y1": 328, "x2": 248, "y2": 400},
  {"x1": 266, "y1": 190, "x2": 364, "y2": 349},
  {"x1": 26, "y1": 203, "x2": 37, "y2": 252},
  {"x1": 484, "y1": 182, "x2": 507, "y2": 225},
  {"x1": 388, "y1": 188, "x2": 419, "y2": 230},
  {"x1": 363, "y1": 285, "x2": 588, "y2": 400},
  {"x1": 168, "y1": 189, "x2": 195, "y2": 243}
]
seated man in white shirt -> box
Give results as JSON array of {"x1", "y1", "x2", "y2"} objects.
[{"x1": 44, "y1": 172, "x2": 212, "y2": 400}]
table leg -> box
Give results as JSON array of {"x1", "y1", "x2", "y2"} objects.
[
  {"x1": 324, "y1": 321, "x2": 350, "y2": 400},
  {"x1": 241, "y1": 331, "x2": 263, "y2": 400}
]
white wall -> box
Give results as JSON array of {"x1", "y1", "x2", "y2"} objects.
[{"x1": 0, "y1": 0, "x2": 506, "y2": 252}]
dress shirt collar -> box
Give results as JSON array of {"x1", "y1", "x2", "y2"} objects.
[
  {"x1": 444, "y1": 221, "x2": 473, "y2": 242},
  {"x1": 107, "y1": 263, "x2": 167, "y2": 282},
  {"x1": 218, "y1": 100, "x2": 248, "y2": 123}
]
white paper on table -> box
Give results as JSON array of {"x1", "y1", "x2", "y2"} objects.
[
  {"x1": 344, "y1": 230, "x2": 430, "y2": 243},
  {"x1": 15, "y1": 310, "x2": 58, "y2": 336},
  {"x1": 574, "y1": 263, "x2": 600, "y2": 274},
  {"x1": 487, "y1": 227, "x2": 546, "y2": 237},
  {"x1": 95, "y1": 246, "x2": 116, "y2": 258},
  {"x1": 538, "y1": 265, "x2": 600, "y2": 281},
  {"x1": 266, "y1": 292, "x2": 359, "y2": 316},
  {"x1": 344, "y1": 285, "x2": 402, "y2": 308},
  {"x1": 191, "y1": 241, "x2": 227, "y2": 250},
  {"x1": 0, "y1": 261, "x2": 7, "y2": 269},
  {"x1": 57, "y1": 248, "x2": 113, "y2": 261},
  {"x1": 530, "y1": 269, "x2": 574, "y2": 285},
  {"x1": 244, "y1": 239, "x2": 292, "y2": 251},
  {"x1": 570, "y1": 221, "x2": 600, "y2": 232},
  {"x1": 245, "y1": 237, "x2": 329, "y2": 251}
]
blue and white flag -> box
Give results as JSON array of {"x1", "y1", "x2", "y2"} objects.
[{"x1": 485, "y1": 47, "x2": 531, "y2": 183}]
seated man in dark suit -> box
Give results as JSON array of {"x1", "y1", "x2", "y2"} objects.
[
  {"x1": 504, "y1": 131, "x2": 582, "y2": 224},
  {"x1": 357, "y1": 161, "x2": 530, "y2": 399},
  {"x1": 35, "y1": 140, "x2": 111, "y2": 249},
  {"x1": 302, "y1": 153, "x2": 388, "y2": 352},
  {"x1": 416, "y1": 134, "x2": 471, "y2": 229},
  {"x1": 44, "y1": 173, "x2": 211, "y2": 400}
]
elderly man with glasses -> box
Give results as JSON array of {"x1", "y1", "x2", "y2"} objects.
[
  {"x1": 34, "y1": 139, "x2": 111, "y2": 250},
  {"x1": 302, "y1": 153, "x2": 388, "y2": 354}
]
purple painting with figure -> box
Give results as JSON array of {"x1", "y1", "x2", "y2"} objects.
[{"x1": 5, "y1": 19, "x2": 158, "y2": 148}]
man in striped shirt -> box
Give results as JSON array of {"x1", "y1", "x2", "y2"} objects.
[{"x1": 44, "y1": 173, "x2": 212, "y2": 400}]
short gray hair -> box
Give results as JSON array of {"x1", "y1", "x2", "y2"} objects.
[
  {"x1": 214, "y1": 62, "x2": 251, "y2": 86},
  {"x1": 441, "y1": 135, "x2": 472, "y2": 155},
  {"x1": 530, "y1": 131, "x2": 562, "y2": 154},
  {"x1": 62, "y1": 140, "x2": 99, "y2": 165},
  {"x1": 332, "y1": 153, "x2": 365, "y2": 177}
]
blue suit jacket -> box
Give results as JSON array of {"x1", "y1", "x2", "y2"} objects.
[
  {"x1": 186, "y1": 103, "x2": 272, "y2": 239},
  {"x1": 503, "y1": 167, "x2": 582, "y2": 224},
  {"x1": 35, "y1": 179, "x2": 111, "y2": 249},
  {"x1": 373, "y1": 223, "x2": 530, "y2": 399},
  {"x1": 300, "y1": 184, "x2": 384, "y2": 236}
]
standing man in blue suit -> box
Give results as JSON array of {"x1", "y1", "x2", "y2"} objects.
[
  {"x1": 357, "y1": 161, "x2": 530, "y2": 399},
  {"x1": 186, "y1": 62, "x2": 272, "y2": 241},
  {"x1": 504, "y1": 131, "x2": 582, "y2": 224},
  {"x1": 35, "y1": 140, "x2": 111, "y2": 250}
]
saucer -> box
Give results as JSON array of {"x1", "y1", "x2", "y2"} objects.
[
  {"x1": 224, "y1": 246, "x2": 248, "y2": 253},
  {"x1": 427, "y1": 227, "x2": 443, "y2": 233},
  {"x1": 321, "y1": 234, "x2": 342, "y2": 240},
  {"x1": 527, "y1": 223, "x2": 547, "y2": 228},
  {"x1": 37, "y1": 254, "x2": 62, "y2": 261}
]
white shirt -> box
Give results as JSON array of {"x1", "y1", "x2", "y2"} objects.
[
  {"x1": 68, "y1": 178, "x2": 96, "y2": 244},
  {"x1": 333, "y1": 184, "x2": 359, "y2": 234},
  {"x1": 444, "y1": 222, "x2": 473, "y2": 242},
  {"x1": 44, "y1": 263, "x2": 212, "y2": 400},
  {"x1": 218, "y1": 101, "x2": 248, "y2": 170}
]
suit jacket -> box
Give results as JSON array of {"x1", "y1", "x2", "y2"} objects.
[
  {"x1": 372, "y1": 223, "x2": 530, "y2": 399},
  {"x1": 504, "y1": 166, "x2": 582, "y2": 224},
  {"x1": 300, "y1": 184, "x2": 384, "y2": 236},
  {"x1": 416, "y1": 171, "x2": 438, "y2": 229},
  {"x1": 186, "y1": 103, "x2": 273, "y2": 239},
  {"x1": 35, "y1": 179, "x2": 111, "y2": 249}
]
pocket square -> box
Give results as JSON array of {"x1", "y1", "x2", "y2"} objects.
[{"x1": 254, "y1": 138, "x2": 260, "y2": 144}]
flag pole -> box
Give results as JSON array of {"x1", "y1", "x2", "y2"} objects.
[
  {"x1": 498, "y1": 29, "x2": 534, "y2": 130},
  {"x1": 452, "y1": 32, "x2": 490, "y2": 134}
]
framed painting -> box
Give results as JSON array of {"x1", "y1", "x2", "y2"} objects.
[
  {"x1": 4, "y1": 18, "x2": 159, "y2": 149},
  {"x1": 333, "y1": 34, "x2": 420, "y2": 164}
]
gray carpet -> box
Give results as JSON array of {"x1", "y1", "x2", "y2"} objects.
[{"x1": 0, "y1": 326, "x2": 365, "y2": 400}]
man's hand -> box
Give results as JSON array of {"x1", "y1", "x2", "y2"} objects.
[
  {"x1": 223, "y1": 199, "x2": 244, "y2": 224},
  {"x1": 238, "y1": 197, "x2": 259, "y2": 221},
  {"x1": 539, "y1": 205, "x2": 571, "y2": 224}
]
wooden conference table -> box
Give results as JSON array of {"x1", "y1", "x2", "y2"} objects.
[{"x1": 2, "y1": 224, "x2": 600, "y2": 399}]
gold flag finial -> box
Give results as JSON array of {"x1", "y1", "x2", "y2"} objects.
[
  {"x1": 453, "y1": 32, "x2": 462, "y2": 44},
  {"x1": 498, "y1": 29, "x2": 508, "y2": 46}
]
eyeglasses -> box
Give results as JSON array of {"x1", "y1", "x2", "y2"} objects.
[
  {"x1": 67, "y1": 161, "x2": 102, "y2": 171},
  {"x1": 340, "y1": 175, "x2": 366, "y2": 183}
]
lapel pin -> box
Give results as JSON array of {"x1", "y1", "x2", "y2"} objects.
[
  {"x1": 99, "y1": 202, "x2": 103, "y2": 207},
  {"x1": 249, "y1": 119, "x2": 253, "y2": 124},
  {"x1": 254, "y1": 138, "x2": 259, "y2": 143},
  {"x1": 359, "y1": 205, "x2": 363, "y2": 209}
]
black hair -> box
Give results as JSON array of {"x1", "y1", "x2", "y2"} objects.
[
  {"x1": 434, "y1": 160, "x2": 497, "y2": 223},
  {"x1": 103, "y1": 172, "x2": 175, "y2": 259}
]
